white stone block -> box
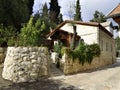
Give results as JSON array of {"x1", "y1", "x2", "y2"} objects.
[
  {"x1": 2, "y1": 47, "x2": 49, "y2": 83},
  {"x1": 31, "y1": 59, "x2": 37, "y2": 64}
]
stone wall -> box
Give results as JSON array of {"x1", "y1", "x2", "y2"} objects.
[
  {"x1": 99, "y1": 28, "x2": 116, "y2": 64},
  {"x1": 2, "y1": 47, "x2": 49, "y2": 83},
  {"x1": 0, "y1": 47, "x2": 7, "y2": 63},
  {"x1": 61, "y1": 53, "x2": 115, "y2": 75}
]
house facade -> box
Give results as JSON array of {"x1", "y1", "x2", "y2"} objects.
[
  {"x1": 107, "y1": 3, "x2": 120, "y2": 37},
  {"x1": 48, "y1": 20, "x2": 116, "y2": 65},
  {"x1": 107, "y1": 3, "x2": 120, "y2": 25}
]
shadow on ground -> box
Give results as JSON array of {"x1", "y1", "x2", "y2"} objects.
[{"x1": 0, "y1": 77, "x2": 80, "y2": 90}]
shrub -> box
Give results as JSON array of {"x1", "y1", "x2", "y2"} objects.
[
  {"x1": 18, "y1": 16, "x2": 47, "y2": 46},
  {"x1": 63, "y1": 42, "x2": 101, "y2": 65},
  {"x1": 0, "y1": 25, "x2": 17, "y2": 47},
  {"x1": 53, "y1": 41, "x2": 63, "y2": 57}
]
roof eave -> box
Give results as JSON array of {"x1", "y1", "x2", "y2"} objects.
[
  {"x1": 106, "y1": 13, "x2": 120, "y2": 19},
  {"x1": 99, "y1": 24, "x2": 113, "y2": 37}
]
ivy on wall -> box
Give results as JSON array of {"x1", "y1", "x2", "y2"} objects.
[{"x1": 61, "y1": 42, "x2": 101, "y2": 65}]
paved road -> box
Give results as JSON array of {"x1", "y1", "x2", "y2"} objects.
[
  {"x1": 59, "y1": 59, "x2": 120, "y2": 90},
  {"x1": 1, "y1": 59, "x2": 120, "y2": 90}
]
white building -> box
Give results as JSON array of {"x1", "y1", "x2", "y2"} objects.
[{"x1": 48, "y1": 20, "x2": 116, "y2": 64}]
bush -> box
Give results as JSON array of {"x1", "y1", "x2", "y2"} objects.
[
  {"x1": 63, "y1": 42, "x2": 101, "y2": 65},
  {"x1": 53, "y1": 41, "x2": 63, "y2": 57},
  {"x1": 18, "y1": 16, "x2": 48, "y2": 46},
  {"x1": 0, "y1": 25, "x2": 17, "y2": 47}
]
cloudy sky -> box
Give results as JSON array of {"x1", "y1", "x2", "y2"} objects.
[{"x1": 33, "y1": 0, "x2": 120, "y2": 22}]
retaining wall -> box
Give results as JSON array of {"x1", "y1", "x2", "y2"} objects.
[
  {"x1": 61, "y1": 53, "x2": 116, "y2": 75},
  {"x1": 2, "y1": 47, "x2": 50, "y2": 83}
]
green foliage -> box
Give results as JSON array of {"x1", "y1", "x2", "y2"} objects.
[
  {"x1": 49, "y1": 0, "x2": 61, "y2": 24},
  {"x1": 63, "y1": 42, "x2": 101, "y2": 65},
  {"x1": 72, "y1": 42, "x2": 86, "y2": 64},
  {"x1": 115, "y1": 37, "x2": 120, "y2": 50},
  {"x1": 61, "y1": 47, "x2": 71, "y2": 56},
  {"x1": 34, "y1": 4, "x2": 50, "y2": 34},
  {"x1": 85, "y1": 44, "x2": 100, "y2": 64},
  {"x1": 0, "y1": 0, "x2": 34, "y2": 30},
  {"x1": 74, "y1": 0, "x2": 82, "y2": 21},
  {"x1": 42, "y1": 3, "x2": 49, "y2": 18},
  {"x1": 90, "y1": 10, "x2": 106, "y2": 23},
  {"x1": 18, "y1": 16, "x2": 48, "y2": 46},
  {"x1": 0, "y1": 25, "x2": 17, "y2": 46},
  {"x1": 54, "y1": 41, "x2": 63, "y2": 57},
  {"x1": 58, "y1": 14, "x2": 63, "y2": 23}
]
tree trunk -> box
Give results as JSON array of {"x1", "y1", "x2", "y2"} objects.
[{"x1": 70, "y1": 25, "x2": 77, "y2": 50}]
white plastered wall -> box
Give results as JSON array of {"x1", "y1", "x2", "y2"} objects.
[{"x1": 61, "y1": 23, "x2": 98, "y2": 44}]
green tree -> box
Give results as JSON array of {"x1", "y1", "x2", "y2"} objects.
[
  {"x1": 74, "y1": 0, "x2": 82, "y2": 21},
  {"x1": 90, "y1": 10, "x2": 106, "y2": 23},
  {"x1": 0, "y1": 0, "x2": 34, "y2": 30},
  {"x1": 116, "y1": 37, "x2": 120, "y2": 50},
  {"x1": 19, "y1": 16, "x2": 49, "y2": 46},
  {"x1": 33, "y1": 3, "x2": 50, "y2": 36},
  {"x1": 58, "y1": 13, "x2": 63, "y2": 23},
  {"x1": 0, "y1": 25, "x2": 16, "y2": 46},
  {"x1": 42, "y1": 3, "x2": 49, "y2": 19},
  {"x1": 49, "y1": 0, "x2": 61, "y2": 25},
  {"x1": 28, "y1": 0, "x2": 34, "y2": 15}
]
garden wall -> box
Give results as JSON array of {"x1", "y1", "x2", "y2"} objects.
[
  {"x1": 0, "y1": 47, "x2": 7, "y2": 63},
  {"x1": 61, "y1": 53, "x2": 115, "y2": 75},
  {"x1": 2, "y1": 47, "x2": 50, "y2": 83}
]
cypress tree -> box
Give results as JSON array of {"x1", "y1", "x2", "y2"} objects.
[
  {"x1": 74, "y1": 0, "x2": 82, "y2": 21},
  {"x1": 42, "y1": 3, "x2": 48, "y2": 19},
  {"x1": 58, "y1": 13, "x2": 63, "y2": 23},
  {"x1": 49, "y1": 0, "x2": 60, "y2": 24}
]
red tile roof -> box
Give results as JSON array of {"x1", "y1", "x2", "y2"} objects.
[
  {"x1": 107, "y1": 3, "x2": 120, "y2": 18},
  {"x1": 47, "y1": 20, "x2": 113, "y2": 38}
]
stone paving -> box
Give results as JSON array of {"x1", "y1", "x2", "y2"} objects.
[
  {"x1": 1, "y1": 59, "x2": 120, "y2": 90},
  {"x1": 59, "y1": 59, "x2": 120, "y2": 90}
]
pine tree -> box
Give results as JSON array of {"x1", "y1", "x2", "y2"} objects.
[
  {"x1": 74, "y1": 0, "x2": 82, "y2": 21},
  {"x1": 19, "y1": 16, "x2": 49, "y2": 46},
  {"x1": 49, "y1": 0, "x2": 60, "y2": 24},
  {"x1": 90, "y1": 10, "x2": 106, "y2": 23},
  {"x1": 33, "y1": 2, "x2": 50, "y2": 36}
]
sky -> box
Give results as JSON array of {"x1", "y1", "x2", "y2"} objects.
[{"x1": 33, "y1": 0, "x2": 120, "y2": 22}]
